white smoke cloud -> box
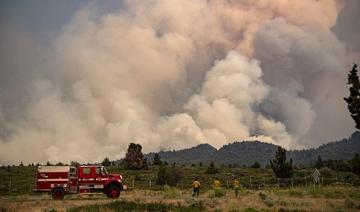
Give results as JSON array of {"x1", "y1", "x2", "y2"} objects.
[
  {"x1": 0, "y1": 0, "x2": 358, "y2": 164},
  {"x1": 181, "y1": 51, "x2": 270, "y2": 147},
  {"x1": 156, "y1": 51, "x2": 295, "y2": 149},
  {"x1": 254, "y1": 16, "x2": 355, "y2": 146}
]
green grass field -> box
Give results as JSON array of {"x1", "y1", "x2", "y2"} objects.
[
  {"x1": 1, "y1": 185, "x2": 360, "y2": 211},
  {"x1": 0, "y1": 165, "x2": 359, "y2": 195},
  {"x1": 111, "y1": 165, "x2": 359, "y2": 192},
  {"x1": 1, "y1": 165, "x2": 360, "y2": 211}
]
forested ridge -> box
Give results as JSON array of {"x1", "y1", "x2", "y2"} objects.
[{"x1": 145, "y1": 132, "x2": 360, "y2": 166}]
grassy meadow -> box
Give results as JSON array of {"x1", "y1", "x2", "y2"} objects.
[{"x1": 0, "y1": 165, "x2": 360, "y2": 211}]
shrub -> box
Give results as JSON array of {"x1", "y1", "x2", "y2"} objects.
[
  {"x1": 214, "y1": 188, "x2": 226, "y2": 198},
  {"x1": 162, "y1": 185, "x2": 181, "y2": 198},
  {"x1": 208, "y1": 189, "x2": 225, "y2": 198},
  {"x1": 168, "y1": 166, "x2": 183, "y2": 186},
  {"x1": 156, "y1": 165, "x2": 169, "y2": 185},
  {"x1": 259, "y1": 192, "x2": 274, "y2": 207},
  {"x1": 344, "y1": 198, "x2": 356, "y2": 209},
  {"x1": 134, "y1": 174, "x2": 142, "y2": 181},
  {"x1": 208, "y1": 189, "x2": 216, "y2": 198},
  {"x1": 243, "y1": 208, "x2": 259, "y2": 212},
  {"x1": 251, "y1": 161, "x2": 261, "y2": 169},
  {"x1": 319, "y1": 167, "x2": 334, "y2": 177},
  {"x1": 162, "y1": 185, "x2": 171, "y2": 190},
  {"x1": 263, "y1": 197, "x2": 275, "y2": 207},
  {"x1": 156, "y1": 164, "x2": 183, "y2": 186},
  {"x1": 206, "y1": 162, "x2": 219, "y2": 174},
  {"x1": 258, "y1": 192, "x2": 267, "y2": 200}
]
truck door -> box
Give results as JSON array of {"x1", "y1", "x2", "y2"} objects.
[
  {"x1": 93, "y1": 166, "x2": 106, "y2": 190},
  {"x1": 79, "y1": 166, "x2": 94, "y2": 193}
]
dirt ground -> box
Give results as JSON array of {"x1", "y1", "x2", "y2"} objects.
[{"x1": 0, "y1": 188, "x2": 359, "y2": 211}]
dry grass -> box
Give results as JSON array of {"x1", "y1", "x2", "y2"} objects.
[{"x1": 1, "y1": 186, "x2": 360, "y2": 211}]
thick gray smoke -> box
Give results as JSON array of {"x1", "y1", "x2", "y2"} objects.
[{"x1": 0, "y1": 0, "x2": 359, "y2": 164}]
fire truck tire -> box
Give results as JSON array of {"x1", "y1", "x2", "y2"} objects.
[
  {"x1": 52, "y1": 187, "x2": 65, "y2": 200},
  {"x1": 107, "y1": 185, "x2": 120, "y2": 199}
]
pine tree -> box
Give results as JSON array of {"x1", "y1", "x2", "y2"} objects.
[
  {"x1": 351, "y1": 153, "x2": 360, "y2": 175},
  {"x1": 315, "y1": 155, "x2": 323, "y2": 168},
  {"x1": 153, "y1": 153, "x2": 162, "y2": 165},
  {"x1": 251, "y1": 161, "x2": 261, "y2": 169},
  {"x1": 206, "y1": 161, "x2": 219, "y2": 174},
  {"x1": 71, "y1": 161, "x2": 80, "y2": 166},
  {"x1": 344, "y1": 64, "x2": 360, "y2": 129},
  {"x1": 124, "y1": 143, "x2": 146, "y2": 170},
  {"x1": 143, "y1": 158, "x2": 149, "y2": 170},
  {"x1": 156, "y1": 164, "x2": 169, "y2": 185},
  {"x1": 270, "y1": 146, "x2": 293, "y2": 178},
  {"x1": 101, "y1": 157, "x2": 111, "y2": 166}
]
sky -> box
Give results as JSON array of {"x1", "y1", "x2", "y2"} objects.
[{"x1": 0, "y1": 0, "x2": 359, "y2": 165}]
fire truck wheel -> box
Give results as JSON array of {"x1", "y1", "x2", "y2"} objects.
[
  {"x1": 52, "y1": 187, "x2": 65, "y2": 200},
  {"x1": 107, "y1": 185, "x2": 120, "y2": 199}
]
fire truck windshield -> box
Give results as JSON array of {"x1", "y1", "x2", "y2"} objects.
[{"x1": 102, "y1": 166, "x2": 108, "y2": 175}]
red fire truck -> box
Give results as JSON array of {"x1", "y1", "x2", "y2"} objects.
[{"x1": 34, "y1": 165, "x2": 127, "y2": 200}]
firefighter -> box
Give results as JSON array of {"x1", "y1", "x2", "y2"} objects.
[
  {"x1": 192, "y1": 177, "x2": 200, "y2": 197},
  {"x1": 233, "y1": 177, "x2": 240, "y2": 197},
  {"x1": 213, "y1": 177, "x2": 221, "y2": 188}
]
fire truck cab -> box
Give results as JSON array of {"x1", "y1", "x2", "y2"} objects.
[{"x1": 34, "y1": 165, "x2": 127, "y2": 200}]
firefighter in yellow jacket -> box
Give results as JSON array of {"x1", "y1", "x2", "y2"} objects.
[
  {"x1": 213, "y1": 177, "x2": 221, "y2": 188},
  {"x1": 233, "y1": 177, "x2": 240, "y2": 197},
  {"x1": 192, "y1": 177, "x2": 200, "y2": 197}
]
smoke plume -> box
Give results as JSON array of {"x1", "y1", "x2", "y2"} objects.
[{"x1": 0, "y1": 0, "x2": 359, "y2": 164}]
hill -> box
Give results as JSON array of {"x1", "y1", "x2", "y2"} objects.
[
  {"x1": 145, "y1": 143, "x2": 216, "y2": 165},
  {"x1": 289, "y1": 131, "x2": 360, "y2": 165},
  {"x1": 145, "y1": 131, "x2": 360, "y2": 166},
  {"x1": 213, "y1": 141, "x2": 278, "y2": 166}
]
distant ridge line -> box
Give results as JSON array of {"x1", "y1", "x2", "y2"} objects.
[{"x1": 144, "y1": 131, "x2": 360, "y2": 166}]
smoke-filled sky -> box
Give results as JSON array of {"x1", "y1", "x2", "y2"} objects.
[{"x1": 0, "y1": 0, "x2": 359, "y2": 165}]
